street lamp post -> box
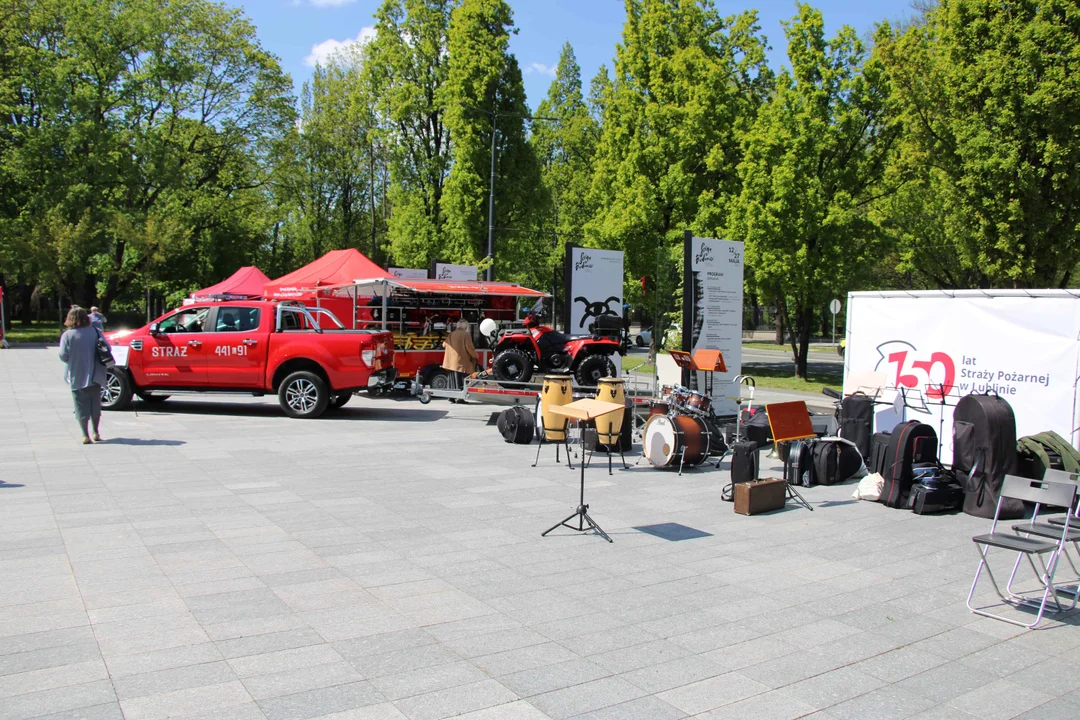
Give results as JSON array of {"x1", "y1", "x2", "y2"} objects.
[{"x1": 486, "y1": 113, "x2": 497, "y2": 282}]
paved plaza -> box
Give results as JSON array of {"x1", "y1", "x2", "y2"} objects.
[{"x1": 2, "y1": 346, "x2": 1079, "y2": 720}]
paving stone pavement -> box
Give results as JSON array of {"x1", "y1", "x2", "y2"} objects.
[{"x1": 1, "y1": 346, "x2": 1078, "y2": 720}]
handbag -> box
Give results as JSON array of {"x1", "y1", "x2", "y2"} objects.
[{"x1": 95, "y1": 328, "x2": 115, "y2": 369}]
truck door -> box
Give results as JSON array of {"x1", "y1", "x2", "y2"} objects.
[
  {"x1": 139, "y1": 307, "x2": 209, "y2": 387},
  {"x1": 204, "y1": 306, "x2": 267, "y2": 388}
]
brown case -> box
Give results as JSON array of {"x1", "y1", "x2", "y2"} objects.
[{"x1": 733, "y1": 478, "x2": 787, "y2": 515}]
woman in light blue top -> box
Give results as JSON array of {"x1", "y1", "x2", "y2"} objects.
[{"x1": 58, "y1": 307, "x2": 109, "y2": 444}]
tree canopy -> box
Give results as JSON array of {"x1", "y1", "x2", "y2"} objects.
[{"x1": 3, "y1": 0, "x2": 1080, "y2": 338}]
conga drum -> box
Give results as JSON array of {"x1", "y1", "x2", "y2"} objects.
[
  {"x1": 540, "y1": 374, "x2": 573, "y2": 441},
  {"x1": 594, "y1": 377, "x2": 625, "y2": 445}
]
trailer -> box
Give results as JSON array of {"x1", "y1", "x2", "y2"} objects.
[{"x1": 294, "y1": 277, "x2": 549, "y2": 390}]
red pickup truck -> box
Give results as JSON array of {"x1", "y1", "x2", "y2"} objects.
[{"x1": 103, "y1": 301, "x2": 395, "y2": 418}]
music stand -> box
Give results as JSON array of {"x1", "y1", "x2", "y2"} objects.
[
  {"x1": 765, "y1": 401, "x2": 815, "y2": 511},
  {"x1": 692, "y1": 349, "x2": 727, "y2": 399},
  {"x1": 541, "y1": 399, "x2": 624, "y2": 543}
]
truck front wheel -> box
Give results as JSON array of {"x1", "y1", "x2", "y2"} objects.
[
  {"x1": 279, "y1": 371, "x2": 330, "y2": 418},
  {"x1": 101, "y1": 368, "x2": 134, "y2": 411}
]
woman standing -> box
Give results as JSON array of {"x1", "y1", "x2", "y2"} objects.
[
  {"x1": 58, "y1": 307, "x2": 108, "y2": 444},
  {"x1": 441, "y1": 318, "x2": 479, "y2": 404}
]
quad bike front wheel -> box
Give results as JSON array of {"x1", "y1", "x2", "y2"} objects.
[
  {"x1": 493, "y1": 348, "x2": 534, "y2": 384},
  {"x1": 575, "y1": 354, "x2": 617, "y2": 387}
]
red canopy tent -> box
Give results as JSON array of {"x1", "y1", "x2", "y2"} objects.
[
  {"x1": 264, "y1": 249, "x2": 390, "y2": 300},
  {"x1": 188, "y1": 266, "x2": 271, "y2": 301}
]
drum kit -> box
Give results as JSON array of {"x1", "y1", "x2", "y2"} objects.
[{"x1": 642, "y1": 384, "x2": 726, "y2": 473}]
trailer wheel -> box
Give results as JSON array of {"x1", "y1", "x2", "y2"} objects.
[
  {"x1": 331, "y1": 392, "x2": 352, "y2": 409},
  {"x1": 418, "y1": 391, "x2": 432, "y2": 405},
  {"x1": 279, "y1": 371, "x2": 329, "y2": 418},
  {"x1": 101, "y1": 369, "x2": 134, "y2": 411}
]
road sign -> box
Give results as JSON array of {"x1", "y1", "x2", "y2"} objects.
[{"x1": 829, "y1": 299, "x2": 841, "y2": 345}]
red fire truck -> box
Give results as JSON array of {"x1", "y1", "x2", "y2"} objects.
[{"x1": 102, "y1": 300, "x2": 395, "y2": 418}]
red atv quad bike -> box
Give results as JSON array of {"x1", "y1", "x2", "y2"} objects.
[{"x1": 481, "y1": 301, "x2": 624, "y2": 387}]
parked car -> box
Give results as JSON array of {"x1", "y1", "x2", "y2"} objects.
[
  {"x1": 635, "y1": 328, "x2": 652, "y2": 347},
  {"x1": 103, "y1": 301, "x2": 395, "y2": 418}
]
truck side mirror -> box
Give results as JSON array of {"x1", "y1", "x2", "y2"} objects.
[{"x1": 148, "y1": 322, "x2": 160, "y2": 335}]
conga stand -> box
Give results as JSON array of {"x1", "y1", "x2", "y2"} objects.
[
  {"x1": 533, "y1": 416, "x2": 573, "y2": 470},
  {"x1": 766, "y1": 401, "x2": 816, "y2": 511},
  {"x1": 542, "y1": 400, "x2": 623, "y2": 543}
]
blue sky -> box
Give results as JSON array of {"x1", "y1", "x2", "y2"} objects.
[{"x1": 228, "y1": 0, "x2": 919, "y2": 110}]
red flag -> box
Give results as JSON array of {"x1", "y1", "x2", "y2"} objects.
[{"x1": 640, "y1": 276, "x2": 647, "y2": 296}]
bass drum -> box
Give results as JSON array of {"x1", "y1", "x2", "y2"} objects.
[{"x1": 643, "y1": 414, "x2": 712, "y2": 469}]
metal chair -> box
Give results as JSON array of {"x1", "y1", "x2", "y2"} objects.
[
  {"x1": 967, "y1": 474, "x2": 1078, "y2": 629},
  {"x1": 1041, "y1": 469, "x2": 1080, "y2": 529},
  {"x1": 1010, "y1": 469, "x2": 1080, "y2": 598}
]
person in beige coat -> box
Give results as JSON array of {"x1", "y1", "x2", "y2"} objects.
[{"x1": 442, "y1": 319, "x2": 479, "y2": 403}]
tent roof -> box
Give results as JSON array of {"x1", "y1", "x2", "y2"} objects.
[
  {"x1": 190, "y1": 266, "x2": 271, "y2": 300},
  {"x1": 264, "y1": 249, "x2": 391, "y2": 299},
  {"x1": 322, "y1": 277, "x2": 547, "y2": 298}
]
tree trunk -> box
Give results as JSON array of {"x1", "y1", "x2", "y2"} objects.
[
  {"x1": 794, "y1": 304, "x2": 813, "y2": 379},
  {"x1": 19, "y1": 284, "x2": 33, "y2": 325},
  {"x1": 774, "y1": 297, "x2": 786, "y2": 345}
]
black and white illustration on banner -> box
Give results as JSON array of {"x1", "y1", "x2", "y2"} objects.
[
  {"x1": 843, "y1": 291, "x2": 1080, "y2": 463},
  {"x1": 433, "y1": 263, "x2": 478, "y2": 281},
  {"x1": 566, "y1": 247, "x2": 624, "y2": 334},
  {"x1": 389, "y1": 267, "x2": 428, "y2": 280},
  {"x1": 688, "y1": 236, "x2": 744, "y2": 415}
]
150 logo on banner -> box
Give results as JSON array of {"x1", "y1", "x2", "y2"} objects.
[
  {"x1": 874, "y1": 341, "x2": 955, "y2": 399},
  {"x1": 874, "y1": 341, "x2": 1051, "y2": 398}
]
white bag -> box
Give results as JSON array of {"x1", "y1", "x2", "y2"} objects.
[{"x1": 852, "y1": 472, "x2": 884, "y2": 502}]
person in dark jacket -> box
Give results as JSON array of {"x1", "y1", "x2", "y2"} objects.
[{"x1": 58, "y1": 307, "x2": 109, "y2": 444}]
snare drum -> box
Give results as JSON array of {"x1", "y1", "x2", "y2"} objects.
[
  {"x1": 649, "y1": 401, "x2": 671, "y2": 417},
  {"x1": 642, "y1": 414, "x2": 712, "y2": 469}
]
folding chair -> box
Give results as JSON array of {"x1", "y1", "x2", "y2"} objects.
[
  {"x1": 1041, "y1": 469, "x2": 1080, "y2": 529},
  {"x1": 967, "y1": 474, "x2": 1078, "y2": 629},
  {"x1": 1010, "y1": 469, "x2": 1080, "y2": 598}
]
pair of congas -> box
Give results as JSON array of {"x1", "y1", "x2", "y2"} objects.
[{"x1": 538, "y1": 375, "x2": 626, "y2": 445}]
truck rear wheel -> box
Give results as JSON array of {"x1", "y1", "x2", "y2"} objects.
[
  {"x1": 331, "y1": 392, "x2": 352, "y2": 409},
  {"x1": 101, "y1": 369, "x2": 134, "y2": 411},
  {"x1": 279, "y1": 371, "x2": 329, "y2": 418}
]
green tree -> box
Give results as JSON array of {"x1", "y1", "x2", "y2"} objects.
[
  {"x1": 441, "y1": 0, "x2": 546, "y2": 285},
  {"x1": 0, "y1": 0, "x2": 294, "y2": 310},
  {"x1": 275, "y1": 44, "x2": 384, "y2": 270},
  {"x1": 530, "y1": 43, "x2": 599, "y2": 296},
  {"x1": 878, "y1": 0, "x2": 1080, "y2": 288},
  {"x1": 729, "y1": 5, "x2": 901, "y2": 377},
  {"x1": 587, "y1": 0, "x2": 772, "y2": 331},
  {"x1": 367, "y1": 0, "x2": 456, "y2": 269}
]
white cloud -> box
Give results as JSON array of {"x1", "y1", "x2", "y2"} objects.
[
  {"x1": 304, "y1": 26, "x2": 376, "y2": 67},
  {"x1": 306, "y1": 0, "x2": 359, "y2": 7},
  {"x1": 526, "y1": 62, "x2": 557, "y2": 76}
]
